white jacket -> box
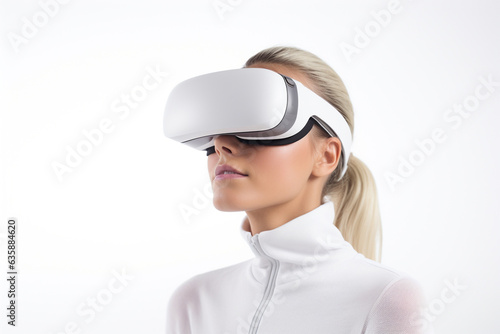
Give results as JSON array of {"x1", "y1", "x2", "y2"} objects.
[{"x1": 166, "y1": 201, "x2": 430, "y2": 334}]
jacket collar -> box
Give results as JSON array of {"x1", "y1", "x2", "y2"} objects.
[{"x1": 239, "y1": 201, "x2": 358, "y2": 266}]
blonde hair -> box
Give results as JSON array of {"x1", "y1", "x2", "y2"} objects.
[{"x1": 244, "y1": 46, "x2": 382, "y2": 262}]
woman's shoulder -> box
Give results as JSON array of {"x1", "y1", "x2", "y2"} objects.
[
  {"x1": 167, "y1": 259, "x2": 252, "y2": 304},
  {"x1": 344, "y1": 253, "x2": 421, "y2": 288},
  {"x1": 166, "y1": 259, "x2": 253, "y2": 331},
  {"x1": 340, "y1": 255, "x2": 429, "y2": 332},
  {"x1": 331, "y1": 253, "x2": 426, "y2": 309}
]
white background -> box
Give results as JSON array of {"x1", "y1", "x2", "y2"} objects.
[{"x1": 1, "y1": 0, "x2": 499, "y2": 333}]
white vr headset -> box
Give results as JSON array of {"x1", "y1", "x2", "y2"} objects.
[{"x1": 163, "y1": 68, "x2": 352, "y2": 179}]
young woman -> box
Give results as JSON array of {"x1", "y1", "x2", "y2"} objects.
[{"x1": 165, "y1": 46, "x2": 429, "y2": 334}]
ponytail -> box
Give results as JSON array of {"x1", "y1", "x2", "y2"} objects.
[
  {"x1": 245, "y1": 46, "x2": 383, "y2": 262},
  {"x1": 326, "y1": 153, "x2": 382, "y2": 262}
]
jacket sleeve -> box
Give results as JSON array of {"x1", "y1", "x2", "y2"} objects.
[{"x1": 362, "y1": 276, "x2": 434, "y2": 334}]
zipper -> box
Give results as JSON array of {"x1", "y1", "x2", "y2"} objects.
[{"x1": 248, "y1": 234, "x2": 280, "y2": 334}]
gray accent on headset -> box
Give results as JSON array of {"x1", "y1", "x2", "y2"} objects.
[{"x1": 229, "y1": 74, "x2": 299, "y2": 138}]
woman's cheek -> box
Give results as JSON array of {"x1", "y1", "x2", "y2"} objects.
[
  {"x1": 257, "y1": 148, "x2": 296, "y2": 184},
  {"x1": 207, "y1": 155, "x2": 217, "y2": 177}
]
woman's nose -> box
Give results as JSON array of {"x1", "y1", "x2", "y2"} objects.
[{"x1": 213, "y1": 135, "x2": 241, "y2": 155}]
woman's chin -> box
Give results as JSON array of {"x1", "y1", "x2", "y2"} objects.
[{"x1": 213, "y1": 198, "x2": 246, "y2": 212}]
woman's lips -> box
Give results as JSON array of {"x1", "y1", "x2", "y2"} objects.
[
  {"x1": 214, "y1": 172, "x2": 248, "y2": 181},
  {"x1": 214, "y1": 164, "x2": 248, "y2": 181}
]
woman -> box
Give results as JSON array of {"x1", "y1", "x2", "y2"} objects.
[{"x1": 165, "y1": 46, "x2": 429, "y2": 334}]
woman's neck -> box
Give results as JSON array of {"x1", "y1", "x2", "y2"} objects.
[{"x1": 244, "y1": 195, "x2": 323, "y2": 236}]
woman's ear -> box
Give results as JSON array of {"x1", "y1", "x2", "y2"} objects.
[{"x1": 312, "y1": 136, "x2": 342, "y2": 177}]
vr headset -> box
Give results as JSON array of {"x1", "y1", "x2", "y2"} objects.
[{"x1": 163, "y1": 68, "x2": 352, "y2": 179}]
